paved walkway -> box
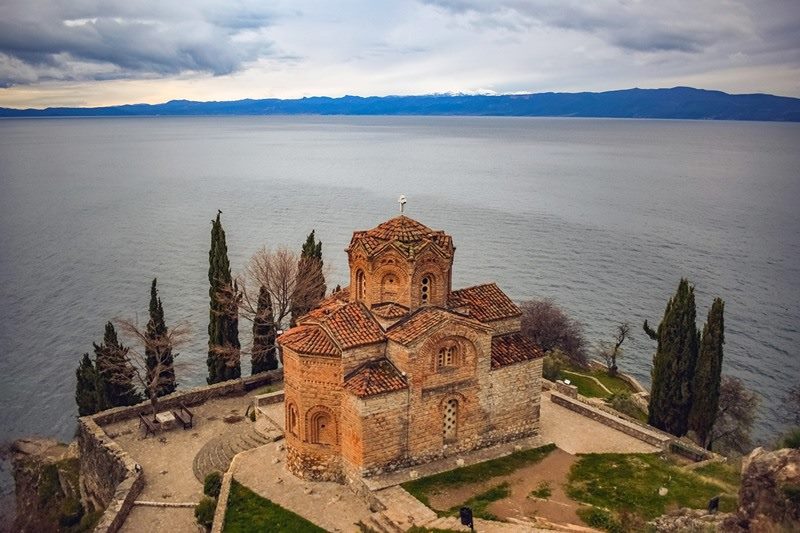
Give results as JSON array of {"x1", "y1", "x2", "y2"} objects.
[
  {"x1": 192, "y1": 419, "x2": 280, "y2": 482},
  {"x1": 231, "y1": 442, "x2": 374, "y2": 532},
  {"x1": 539, "y1": 392, "x2": 660, "y2": 454}
]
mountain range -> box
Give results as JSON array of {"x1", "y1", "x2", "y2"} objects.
[{"x1": 2, "y1": 87, "x2": 799, "y2": 121}]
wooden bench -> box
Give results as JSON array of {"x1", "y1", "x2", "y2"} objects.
[
  {"x1": 171, "y1": 403, "x2": 194, "y2": 429},
  {"x1": 139, "y1": 413, "x2": 158, "y2": 438}
]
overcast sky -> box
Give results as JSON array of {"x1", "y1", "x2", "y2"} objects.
[{"x1": 1, "y1": 0, "x2": 798, "y2": 108}]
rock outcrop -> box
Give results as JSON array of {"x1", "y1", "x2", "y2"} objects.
[
  {"x1": 11, "y1": 438, "x2": 84, "y2": 533},
  {"x1": 723, "y1": 446, "x2": 800, "y2": 531}
]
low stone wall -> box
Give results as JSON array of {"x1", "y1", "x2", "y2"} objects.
[
  {"x1": 255, "y1": 390, "x2": 285, "y2": 408},
  {"x1": 77, "y1": 417, "x2": 143, "y2": 533},
  {"x1": 550, "y1": 391, "x2": 672, "y2": 449},
  {"x1": 79, "y1": 369, "x2": 283, "y2": 532},
  {"x1": 93, "y1": 370, "x2": 283, "y2": 426},
  {"x1": 553, "y1": 380, "x2": 578, "y2": 398}
]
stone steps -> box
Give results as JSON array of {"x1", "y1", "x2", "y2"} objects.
[
  {"x1": 192, "y1": 424, "x2": 272, "y2": 482},
  {"x1": 362, "y1": 511, "x2": 404, "y2": 533}
]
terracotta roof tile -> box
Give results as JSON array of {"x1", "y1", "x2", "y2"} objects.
[
  {"x1": 344, "y1": 359, "x2": 407, "y2": 398},
  {"x1": 349, "y1": 215, "x2": 453, "y2": 259},
  {"x1": 278, "y1": 325, "x2": 339, "y2": 357},
  {"x1": 319, "y1": 302, "x2": 385, "y2": 349},
  {"x1": 298, "y1": 288, "x2": 350, "y2": 323},
  {"x1": 371, "y1": 302, "x2": 410, "y2": 320},
  {"x1": 448, "y1": 283, "x2": 521, "y2": 323},
  {"x1": 491, "y1": 333, "x2": 544, "y2": 368},
  {"x1": 385, "y1": 307, "x2": 451, "y2": 345}
]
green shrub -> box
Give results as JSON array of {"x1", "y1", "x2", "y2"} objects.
[
  {"x1": 529, "y1": 480, "x2": 552, "y2": 499},
  {"x1": 195, "y1": 496, "x2": 217, "y2": 529},
  {"x1": 204, "y1": 471, "x2": 223, "y2": 498},
  {"x1": 542, "y1": 354, "x2": 563, "y2": 381},
  {"x1": 779, "y1": 427, "x2": 800, "y2": 449},
  {"x1": 577, "y1": 507, "x2": 623, "y2": 533},
  {"x1": 606, "y1": 390, "x2": 647, "y2": 421}
]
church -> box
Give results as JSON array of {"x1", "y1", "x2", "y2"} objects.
[{"x1": 278, "y1": 213, "x2": 544, "y2": 483}]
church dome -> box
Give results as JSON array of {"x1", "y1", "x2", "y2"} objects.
[{"x1": 348, "y1": 215, "x2": 453, "y2": 258}]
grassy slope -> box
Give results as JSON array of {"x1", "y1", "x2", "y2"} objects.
[
  {"x1": 224, "y1": 479, "x2": 326, "y2": 533},
  {"x1": 402, "y1": 444, "x2": 556, "y2": 508},
  {"x1": 567, "y1": 453, "x2": 738, "y2": 521}
]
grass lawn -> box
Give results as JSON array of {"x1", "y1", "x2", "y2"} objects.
[
  {"x1": 402, "y1": 443, "x2": 556, "y2": 508},
  {"x1": 567, "y1": 453, "x2": 737, "y2": 526},
  {"x1": 223, "y1": 479, "x2": 325, "y2": 533},
  {"x1": 694, "y1": 461, "x2": 741, "y2": 488},
  {"x1": 561, "y1": 371, "x2": 611, "y2": 399}
]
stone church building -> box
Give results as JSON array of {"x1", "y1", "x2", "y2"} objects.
[{"x1": 278, "y1": 215, "x2": 544, "y2": 483}]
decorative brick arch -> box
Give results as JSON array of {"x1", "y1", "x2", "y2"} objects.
[
  {"x1": 305, "y1": 405, "x2": 338, "y2": 446},
  {"x1": 375, "y1": 266, "x2": 407, "y2": 303},
  {"x1": 421, "y1": 327, "x2": 482, "y2": 373},
  {"x1": 286, "y1": 401, "x2": 300, "y2": 437}
]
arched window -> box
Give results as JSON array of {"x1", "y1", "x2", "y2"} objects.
[
  {"x1": 443, "y1": 399, "x2": 458, "y2": 442},
  {"x1": 381, "y1": 273, "x2": 398, "y2": 301},
  {"x1": 437, "y1": 344, "x2": 458, "y2": 369},
  {"x1": 308, "y1": 409, "x2": 336, "y2": 445},
  {"x1": 420, "y1": 275, "x2": 432, "y2": 304},
  {"x1": 356, "y1": 270, "x2": 366, "y2": 300},
  {"x1": 287, "y1": 403, "x2": 298, "y2": 436}
]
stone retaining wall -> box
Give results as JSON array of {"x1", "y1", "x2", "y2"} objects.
[
  {"x1": 77, "y1": 417, "x2": 143, "y2": 533},
  {"x1": 79, "y1": 370, "x2": 283, "y2": 532}
]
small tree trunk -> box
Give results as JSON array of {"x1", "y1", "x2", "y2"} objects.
[
  {"x1": 609, "y1": 358, "x2": 618, "y2": 377},
  {"x1": 150, "y1": 391, "x2": 159, "y2": 422}
]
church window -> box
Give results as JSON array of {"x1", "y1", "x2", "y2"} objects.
[
  {"x1": 421, "y1": 275, "x2": 432, "y2": 304},
  {"x1": 437, "y1": 345, "x2": 457, "y2": 368},
  {"x1": 443, "y1": 399, "x2": 458, "y2": 441},
  {"x1": 356, "y1": 269, "x2": 365, "y2": 300},
  {"x1": 309, "y1": 409, "x2": 336, "y2": 445},
  {"x1": 381, "y1": 273, "x2": 399, "y2": 301}
]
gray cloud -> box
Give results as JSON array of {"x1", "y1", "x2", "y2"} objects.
[
  {"x1": 0, "y1": 0, "x2": 277, "y2": 86},
  {"x1": 422, "y1": 0, "x2": 758, "y2": 54}
]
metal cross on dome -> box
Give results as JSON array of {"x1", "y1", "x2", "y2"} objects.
[{"x1": 398, "y1": 194, "x2": 407, "y2": 213}]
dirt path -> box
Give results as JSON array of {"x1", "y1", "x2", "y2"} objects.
[{"x1": 427, "y1": 447, "x2": 588, "y2": 528}]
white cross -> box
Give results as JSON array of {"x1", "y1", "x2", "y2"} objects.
[{"x1": 398, "y1": 195, "x2": 407, "y2": 213}]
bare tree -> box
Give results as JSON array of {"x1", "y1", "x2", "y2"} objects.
[
  {"x1": 520, "y1": 299, "x2": 588, "y2": 367},
  {"x1": 238, "y1": 246, "x2": 328, "y2": 329},
  {"x1": 116, "y1": 319, "x2": 190, "y2": 421},
  {"x1": 596, "y1": 322, "x2": 631, "y2": 376},
  {"x1": 707, "y1": 375, "x2": 759, "y2": 454}
]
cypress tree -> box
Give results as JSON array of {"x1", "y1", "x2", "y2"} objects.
[
  {"x1": 646, "y1": 278, "x2": 699, "y2": 436},
  {"x1": 290, "y1": 230, "x2": 326, "y2": 326},
  {"x1": 75, "y1": 353, "x2": 100, "y2": 416},
  {"x1": 251, "y1": 286, "x2": 278, "y2": 374},
  {"x1": 207, "y1": 211, "x2": 241, "y2": 384},
  {"x1": 689, "y1": 298, "x2": 725, "y2": 448},
  {"x1": 146, "y1": 278, "x2": 177, "y2": 396},
  {"x1": 95, "y1": 322, "x2": 143, "y2": 407}
]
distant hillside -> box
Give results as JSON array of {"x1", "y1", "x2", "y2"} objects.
[{"x1": 2, "y1": 87, "x2": 800, "y2": 121}]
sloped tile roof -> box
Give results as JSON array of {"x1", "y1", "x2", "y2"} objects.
[
  {"x1": 448, "y1": 283, "x2": 521, "y2": 323},
  {"x1": 385, "y1": 307, "x2": 452, "y2": 345},
  {"x1": 371, "y1": 302, "x2": 410, "y2": 320},
  {"x1": 344, "y1": 359, "x2": 407, "y2": 398},
  {"x1": 319, "y1": 302, "x2": 385, "y2": 350},
  {"x1": 298, "y1": 287, "x2": 350, "y2": 323},
  {"x1": 348, "y1": 215, "x2": 453, "y2": 259},
  {"x1": 491, "y1": 333, "x2": 544, "y2": 368},
  {"x1": 278, "y1": 325, "x2": 339, "y2": 357}
]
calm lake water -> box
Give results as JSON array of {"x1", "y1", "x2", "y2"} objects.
[{"x1": 0, "y1": 116, "x2": 798, "y2": 512}]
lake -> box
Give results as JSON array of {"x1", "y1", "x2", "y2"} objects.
[{"x1": 0, "y1": 116, "x2": 797, "y2": 487}]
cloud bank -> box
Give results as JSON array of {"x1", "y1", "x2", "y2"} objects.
[{"x1": 0, "y1": 0, "x2": 798, "y2": 106}]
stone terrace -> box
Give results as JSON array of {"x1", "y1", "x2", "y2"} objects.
[
  {"x1": 99, "y1": 386, "x2": 661, "y2": 532},
  {"x1": 100, "y1": 390, "x2": 276, "y2": 532}
]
